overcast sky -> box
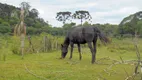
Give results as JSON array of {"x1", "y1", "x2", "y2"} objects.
[{"x1": 1, "y1": 0, "x2": 142, "y2": 27}]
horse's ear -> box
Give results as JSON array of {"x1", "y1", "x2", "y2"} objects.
[{"x1": 61, "y1": 44, "x2": 63, "y2": 47}]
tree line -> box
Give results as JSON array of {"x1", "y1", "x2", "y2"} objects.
[
  {"x1": 0, "y1": 2, "x2": 142, "y2": 38},
  {"x1": 0, "y1": 2, "x2": 50, "y2": 35}
]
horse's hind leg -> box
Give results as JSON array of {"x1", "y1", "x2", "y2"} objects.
[
  {"x1": 69, "y1": 42, "x2": 74, "y2": 59},
  {"x1": 93, "y1": 38, "x2": 97, "y2": 63},
  {"x1": 77, "y1": 44, "x2": 82, "y2": 60},
  {"x1": 87, "y1": 42, "x2": 95, "y2": 64}
]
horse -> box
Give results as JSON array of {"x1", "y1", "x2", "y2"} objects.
[{"x1": 61, "y1": 26, "x2": 110, "y2": 64}]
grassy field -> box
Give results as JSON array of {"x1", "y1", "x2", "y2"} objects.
[{"x1": 0, "y1": 38, "x2": 142, "y2": 80}]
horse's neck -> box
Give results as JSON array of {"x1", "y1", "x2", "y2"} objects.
[{"x1": 63, "y1": 37, "x2": 69, "y2": 46}]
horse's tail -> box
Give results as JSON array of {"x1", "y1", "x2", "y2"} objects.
[{"x1": 95, "y1": 27, "x2": 110, "y2": 45}]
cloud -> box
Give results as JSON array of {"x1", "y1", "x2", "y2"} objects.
[{"x1": 1, "y1": 0, "x2": 142, "y2": 27}]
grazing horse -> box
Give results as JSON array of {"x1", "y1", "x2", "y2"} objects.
[{"x1": 61, "y1": 26, "x2": 110, "y2": 64}]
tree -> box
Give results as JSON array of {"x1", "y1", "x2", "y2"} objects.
[
  {"x1": 137, "y1": 21, "x2": 142, "y2": 37},
  {"x1": 30, "y1": 8, "x2": 39, "y2": 18},
  {"x1": 118, "y1": 11, "x2": 142, "y2": 37},
  {"x1": 83, "y1": 21, "x2": 91, "y2": 26},
  {"x1": 0, "y1": 2, "x2": 51, "y2": 35},
  {"x1": 25, "y1": 8, "x2": 39, "y2": 26},
  {"x1": 13, "y1": 2, "x2": 30, "y2": 59},
  {"x1": 62, "y1": 22, "x2": 76, "y2": 30},
  {"x1": 20, "y1": 2, "x2": 30, "y2": 17},
  {"x1": 0, "y1": 5, "x2": 8, "y2": 20},
  {"x1": 72, "y1": 10, "x2": 92, "y2": 26},
  {"x1": 56, "y1": 11, "x2": 72, "y2": 24},
  {"x1": 13, "y1": 2, "x2": 30, "y2": 35}
]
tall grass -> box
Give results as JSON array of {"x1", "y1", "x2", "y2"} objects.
[{"x1": 0, "y1": 35, "x2": 142, "y2": 80}]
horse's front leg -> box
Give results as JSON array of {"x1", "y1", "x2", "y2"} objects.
[
  {"x1": 77, "y1": 44, "x2": 82, "y2": 60},
  {"x1": 69, "y1": 42, "x2": 74, "y2": 59},
  {"x1": 87, "y1": 42, "x2": 95, "y2": 64}
]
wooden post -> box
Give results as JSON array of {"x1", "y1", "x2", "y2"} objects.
[
  {"x1": 44, "y1": 36, "x2": 47, "y2": 52},
  {"x1": 28, "y1": 36, "x2": 35, "y2": 53},
  {"x1": 21, "y1": 33, "x2": 25, "y2": 59}
]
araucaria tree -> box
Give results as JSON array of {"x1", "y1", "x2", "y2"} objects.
[
  {"x1": 72, "y1": 10, "x2": 92, "y2": 25},
  {"x1": 56, "y1": 11, "x2": 72, "y2": 24},
  {"x1": 13, "y1": 2, "x2": 30, "y2": 59}
]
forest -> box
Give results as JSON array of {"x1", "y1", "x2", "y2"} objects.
[{"x1": 1, "y1": 2, "x2": 142, "y2": 37}]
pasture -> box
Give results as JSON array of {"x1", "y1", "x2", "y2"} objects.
[{"x1": 0, "y1": 36, "x2": 142, "y2": 80}]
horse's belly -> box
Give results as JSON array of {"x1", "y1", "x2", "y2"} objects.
[
  {"x1": 71, "y1": 39, "x2": 86, "y2": 44},
  {"x1": 80, "y1": 41, "x2": 86, "y2": 44}
]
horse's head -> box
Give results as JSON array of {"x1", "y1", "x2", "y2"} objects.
[{"x1": 61, "y1": 44, "x2": 68, "y2": 58}]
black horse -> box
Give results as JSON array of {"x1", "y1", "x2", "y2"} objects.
[{"x1": 61, "y1": 26, "x2": 110, "y2": 64}]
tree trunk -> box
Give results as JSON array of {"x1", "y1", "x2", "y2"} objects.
[{"x1": 21, "y1": 33, "x2": 25, "y2": 59}]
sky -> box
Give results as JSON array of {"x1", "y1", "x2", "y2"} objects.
[{"x1": 1, "y1": 0, "x2": 142, "y2": 27}]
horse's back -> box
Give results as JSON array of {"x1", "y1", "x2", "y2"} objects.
[
  {"x1": 68, "y1": 27, "x2": 84, "y2": 43},
  {"x1": 68, "y1": 26, "x2": 97, "y2": 43},
  {"x1": 83, "y1": 27, "x2": 97, "y2": 42}
]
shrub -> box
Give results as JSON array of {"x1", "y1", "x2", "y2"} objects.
[
  {"x1": 10, "y1": 36, "x2": 20, "y2": 55},
  {"x1": 0, "y1": 24, "x2": 11, "y2": 34}
]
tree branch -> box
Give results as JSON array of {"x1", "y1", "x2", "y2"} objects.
[{"x1": 24, "y1": 64, "x2": 49, "y2": 80}]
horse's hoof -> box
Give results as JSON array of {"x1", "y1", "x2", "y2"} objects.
[
  {"x1": 79, "y1": 57, "x2": 82, "y2": 60},
  {"x1": 59, "y1": 57, "x2": 65, "y2": 59},
  {"x1": 92, "y1": 61, "x2": 98, "y2": 64},
  {"x1": 69, "y1": 57, "x2": 72, "y2": 60},
  {"x1": 91, "y1": 61, "x2": 97, "y2": 64}
]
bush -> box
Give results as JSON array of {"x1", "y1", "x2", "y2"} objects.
[
  {"x1": 123, "y1": 34, "x2": 133, "y2": 38},
  {"x1": 10, "y1": 36, "x2": 20, "y2": 55},
  {"x1": 0, "y1": 18, "x2": 4, "y2": 24},
  {"x1": 0, "y1": 24, "x2": 11, "y2": 34},
  {"x1": 2, "y1": 22, "x2": 10, "y2": 26}
]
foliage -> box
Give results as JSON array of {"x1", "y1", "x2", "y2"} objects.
[
  {"x1": 118, "y1": 11, "x2": 142, "y2": 37},
  {"x1": 20, "y1": 2, "x2": 31, "y2": 17},
  {"x1": 0, "y1": 2, "x2": 49, "y2": 35},
  {"x1": 30, "y1": 8, "x2": 39, "y2": 18},
  {"x1": 94, "y1": 23, "x2": 118, "y2": 37},
  {"x1": 82, "y1": 21, "x2": 91, "y2": 26},
  {"x1": 0, "y1": 2, "x2": 119, "y2": 37},
  {"x1": 10, "y1": 36, "x2": 20, "y2": 55},
  {"x1": 1, "y1": 2, "x2": 142, "y2": 38},
  {"x1": 72, "y1": 10, "x2": 92, "y2": 25},
  {"x1": 56, "y1": 11, "x2": 72, "y2": 24},
  {"x1": 13, "y1": 2, "x2": 29, "y2": 36},
  {"x1": 62, "y1": 22, "x2": 76, "y2": 30},
  {"x1": 0, "y1": 24, "x2": 11, "y2": 34}
]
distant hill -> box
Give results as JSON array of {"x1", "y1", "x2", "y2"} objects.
[
  {"x1": 118, "y1": 11, "x2": 142, "y2": 36},
  {"x1": 0, "y1": 2, "x2": 51, "y2": 35}
]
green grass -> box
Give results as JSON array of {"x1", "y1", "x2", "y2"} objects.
[{"x1": 0, "y1": 38, "x2": 142, "y2": 80}]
